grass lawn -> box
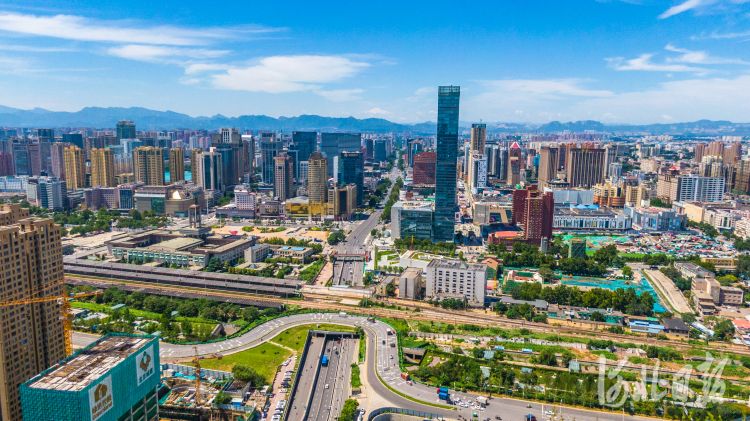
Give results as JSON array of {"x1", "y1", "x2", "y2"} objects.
[
  {"x1": 196, "y1": 342, "x2": 292, "y2": 382},
  {"x1": 270, "y1": 323, "x2": 355, "y2": 353}
]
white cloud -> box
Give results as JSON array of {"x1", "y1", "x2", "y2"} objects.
[
  {"x1": 659, "y1": 0, "x2": 713, "y2": 19},
  {"x1": 575, "y1": 75, "x2": 750, "y2": 122},
  {"x1": 184, "y1": 63, "x2": 233, "y2": 74},
  {"x1": 364, "y1": 107, "x2": 392, "y2": 115},
  {"x1": 107, "y1": 45, "x2": 230, "y2": 62},
  {"x1": 315, "y1": 89, "x2": 364, "y2": 102},
  {"x1": 209, "y1": 55, "x2": 370, "y2": 93},
  {"x1": 606, "y1": 54, "x2": 707, "y2": 71},
  {"x1": 0, "y1": 44, "x2": 76, "y2": 52},
  {"x1": 0, "y1": 12, "x2": 279, "y2": 46},
  {"x1": 664, "y1": 44, "x2": 750, "y2": 64},
  {"x1": 460, "y1": 75, "x2": 750, "y2": 123},
  {"x1": 658, "y1": 0, "x2": 750, "y2": 18},
  {"x1": 479, "y1": 78, "x2": 614, "y2": 98}
]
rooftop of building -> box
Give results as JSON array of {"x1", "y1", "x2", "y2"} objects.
[
  {"x1": 427, "y1": 258, "x2": 486, "y2": 271},
  {"x1": 144, "y1": 237, "x2": 203, "y2": 252},
  {"x1": 26, "y1": 334, "x2": 153, "y2": 392},
  {"x1": 555, "y1": 206, "x2": 624, "y2": 217},
  {"x1": 400, "y1": 267, "x2": 422, "y2": 278},
  {"x1": 392, "y1": 200, "x2": 434, "y2": 211},
  {"x1": 661, "y1": 318, "x2": 691, "y2": 331},
  {"x1": 285, "y1": 196, "x2": 309, "y2": 204}
]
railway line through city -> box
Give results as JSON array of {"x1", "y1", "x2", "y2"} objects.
[{"x1": 65, "y1": 275, "x2": 750, "y2": 357}]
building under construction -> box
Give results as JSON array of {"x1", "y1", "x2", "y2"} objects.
[{"x1": 20, "y1": 333, "x2": 160, "y2": 421}]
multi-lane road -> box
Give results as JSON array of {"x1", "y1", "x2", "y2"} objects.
[
  {"x1": 334, "y1": 168, "x2": 400, "y2": 286},
  {"x1": 73, "y1": 313, "x2": 663, "y2": 421}
]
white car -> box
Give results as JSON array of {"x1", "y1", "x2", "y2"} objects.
[{"x1": 545, "y1": 411, "x2": 554, "y2": 416}]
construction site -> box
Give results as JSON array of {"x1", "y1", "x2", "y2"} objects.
[
  {"x1": 158, "y1": 350, "x2": 259, "y2": 421},
  {"x1": 20, "y1": 333, "x2": 161, "y2": 421}
]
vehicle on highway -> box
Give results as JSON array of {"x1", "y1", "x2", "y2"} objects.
[
  {"x1": 321, "y1": 355, "x2": 328, "y2": 366},
  {"x1": 325, "y1": 384, "x2": 329, "y2": 389},
  {"x1": 545, "y1": 411, "x2": 554, "y2": 416}
]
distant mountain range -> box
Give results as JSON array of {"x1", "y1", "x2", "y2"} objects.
[{"x1": 1, "y1": 105, "x2": 749, "y2": 135}]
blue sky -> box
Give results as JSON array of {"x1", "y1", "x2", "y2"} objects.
[{"x1": 0, "y1": 0, "x2": 749, "y2": 124}]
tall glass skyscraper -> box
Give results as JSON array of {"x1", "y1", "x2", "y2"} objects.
[{"x1": 433, "y1": 86, "x2": 460, "y2": 243}]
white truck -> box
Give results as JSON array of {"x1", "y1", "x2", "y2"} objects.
[{"x1": 476, "y1": 396, "x2": 489, "y2": 405}]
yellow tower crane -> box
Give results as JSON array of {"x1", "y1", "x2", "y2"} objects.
[
  {"x1": 192, "y1": 346, "x2": 203, "y2": 406},
  {"x1": 0, "y1": 280, "x2": 102, "y2": 357}
]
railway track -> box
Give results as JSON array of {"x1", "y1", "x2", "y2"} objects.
[{"x1": 65, "y1": 275, "x2": 750, "y2": 357}]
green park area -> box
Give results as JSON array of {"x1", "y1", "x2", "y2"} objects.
[{"x1": 196, "y1": 342, "x2": 292, "y2": 383}]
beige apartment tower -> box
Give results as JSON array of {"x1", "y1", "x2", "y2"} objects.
[
  {"x1": 133, "y1": 146, "x2": 165, "y2": 186},
  {"x1": 169, "y1": 148, "x2": 185, "y2": 183},
  {"x1": 470, "y1": 123, "x2": 486, "y2": 152},
  {"x1": 63, "y1": 145, "x2": 86, "y2": 190},
  {"x1": 307, "y1": 151, "x2": 328, "y2": 218},
  {"x1": 538, "y1": 147, "x2": 559, "y2": 185},
  {"x1": 565, "y1": 148, "x2": 605, "y2": 188},
  {"x1": 274, "y1": 152, "x2": 294, "y2": 201},
  {"x1": 0, "y1": 204, "x2": 66, "y2": 421},
  {"x1": 90, "y1": 147, "x2": 115, "y2": 187}
]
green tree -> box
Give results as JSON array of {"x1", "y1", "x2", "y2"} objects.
[
  {"x1": 714, "y1": 319, "x2": 735, "y2": 341},
  {"x1": 130, "y1": 209, "x2": 143, "y2": 220},
  {"x1": 213, "y1": 392, "x2": 232, "y2": 405},
  {"x1": 385, "y1": 282, "x2": 396, "y2": 297},
  {"x1": 680, "y1": 312, "x2": 697, "y2": 324},
  {"x1": 339, "y1": 399, "x2": 360, "y2": 421},
  {"x1": 232, "y1": 364, "x2": 266, "y2": 386},
  {"x1": 590, "y1": 311, "x2": 606, "y2": 322},
  {"x1": 242, "y1": 306, "x2": 260, "y2": 322},
  {"x1": 622, "y1": 266, "x2": 633, "y2": 278}
]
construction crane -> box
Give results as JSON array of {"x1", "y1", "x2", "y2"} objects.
[
  {"x1": 192, "y1": 346, "x2": 203, "y2": 406},
  {"x1": 0, "y1": 280, "x2": 102, "y2": 357}
]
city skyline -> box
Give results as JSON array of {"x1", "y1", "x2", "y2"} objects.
[{"x1": 0, "y1": 1, "x2": 749, "y2": 124}]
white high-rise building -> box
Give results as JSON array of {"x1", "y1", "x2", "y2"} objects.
[
  {"x1": 425, "y1": 259, "x2": 487, "y2": 305},
  {"x1": 468, "y1": 153, "x2": 488, "y2": 194}
]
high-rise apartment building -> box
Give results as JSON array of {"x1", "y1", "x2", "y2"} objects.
[
  {"x1": 274, "y1": 152, "x2": 294, "y2": 201},
  {"x1": 538, "y1": 147, "x2": 559, "y2": 185},
  {"x1": 0, "y1": 152, "x2": 13, "y2": 176},
  {"x1": 321, "y1": 133, "x2": 361, "y2": 178},
  {"x1": 12, "y1": 142, "x2": 41, "y2": 176},
  {"x1": 90, "y1": 148, "x2": 115, "y2": 187},
  {"x1": 470, "y1": 123, "x2": 486, "y2": 152},
  {"x1": 707, "y1": 141, "x2": 724, "y2": 158},
  {"x1": 63, "y1": 145, "x2": 86, "y2": 190},
  {"x1": 308, "y1": 152, "x2": 328, "y2": 218},
  {"x1": 49, "y1": 142, "x2": 71, "y2": 180},
  {"x1": 0, "y1": 205, "x2": 66, "y2": 421},
  {"x1": 211, "y1": 128, "x2": 244, "y2": 186},
  {"x1": 694, "y1": 143, "x2": 707, "y2": 163},
  {"x1": 132, "y1": 147, "x2": 165, "y2": 186},
  {"x1": 339, "y1": 151, "x2": 364, "y2": 207},
  {"x1": 116, "y1": 120, "x2": 136, "y2": 140},
  {"x1": 565, "y1": 148, "x2": 605, "y2": 188},
  {"x1": 260, "y1": 133, "x2": 282, "y2": 185},
  {"x1": 512, "y1": 185, "x2": 554, "y2": 242},
  {"x1": 169, "y1": 148, "x2": 185, "y2": 183},
  {"x1": 724, "y1": 142, "x2": 742, "y2": 165},
  {"x1": 413, "y1": 152, "x2": 436, "y2": 185},
  {"x1": 433, "y1": 86, "x2": 460, "y2": 243}
]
